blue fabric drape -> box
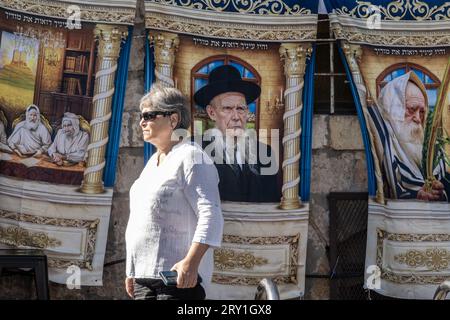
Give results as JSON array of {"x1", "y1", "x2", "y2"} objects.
[
  {"x1": 103, "y1": 26, "x2": 133, "y2": 187},
  {"x1": 299, "y1": 46, "x2": 315, "y2": 201},
  {"x1": 144, "y1": 30, "x2": 155, "y2": 164},
  {"x1": 337, "y1": 44, "x2": 376, "y2": 195}
]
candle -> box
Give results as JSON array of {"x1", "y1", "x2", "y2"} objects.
[
  {"x1": 280, "y1": 88, "x2": 283, "y2": 102},
  {"x1": 268, "y1": 88, "x2": 271, "y2": 101}
]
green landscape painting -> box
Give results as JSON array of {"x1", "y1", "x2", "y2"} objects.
[{"x1": 0, "y1": 31, "x2": 39, "y2": 117}]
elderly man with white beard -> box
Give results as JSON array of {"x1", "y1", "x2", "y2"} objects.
[
  {"x1": 0, "y1": 115, "x2": 12, "y2": 153},
  {"x1": 48, "y1": 112, "x2": 89, "y2": 166},
  {"x1": 368, "y1": 71, "x2": 449, "y2": 201},
  {"x1": 7, "y1": 104, "x2": 52, "y2": 157}
]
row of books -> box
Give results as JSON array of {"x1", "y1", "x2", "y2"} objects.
[
  {"x1": 63, "y1": 77, "x2": 83, "y2": 95},
  {"x1": 65, "y1": 55, "x2": 87, "y2": 73}
]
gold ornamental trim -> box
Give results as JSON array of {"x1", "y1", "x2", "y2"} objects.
[
  {"x1": 150, "y1": 0, "x2": 312, "y2": 15},
  {"x1": 378, "y1": 230, "x2": 450, "y2": 243},
  {"x1": 222, "y1": 234, "x2": 300, "y2": 245},
  {"x1": 376, "y1": 229, "x2": 450, "y2": 284},
  {"x1": 214, "y1": 249, "x2": 268, "y2": 271},
  {"x1": 0, "y1": 225, "x2": 61, "y2": 248},
  {"x1": 212, "y1": 274, "x2": 298, "y2": 286},
  {"x1": 335, "y1": 0, "x2": 450, "y2": 21},
  {"x1": 332, "y1": 23, "x2": 450, "y2": 47},
  {"x1": 212, "y1": 234, "x2": 299, "y2": 286},
  {"x1": 146, "y1": 14, "x2": 317, "y2": 42},
  {"x1": 394, "y1": 248, "x2": 450, "y2": 271},
  {"x1": 0, "y1": 209, "x2": 99, "y2": 270},
  {"x1": 1, "y1": 0, "x2": 135, "y2": 25}
]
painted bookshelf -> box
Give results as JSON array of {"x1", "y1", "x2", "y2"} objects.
[{"x1": 62, "y1": 31, "x2": 95, "y2": 96}]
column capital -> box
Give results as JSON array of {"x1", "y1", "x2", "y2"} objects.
[
  {"x1": 149, "y1": 32, "x2": 179, "y2": 66},
  {"x1": 279, "y1": 43, "x2": 312, "y2": 77},
  {"x1": 342, "y1": 42, "x2": 363, "y2": 64},
  {"x1": 94, "y1": 24, "x2": 128, "y2": 59}
]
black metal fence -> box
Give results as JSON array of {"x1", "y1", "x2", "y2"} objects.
[{"x1": 328, "y1": 192, "x2": 368, "y2": 300}]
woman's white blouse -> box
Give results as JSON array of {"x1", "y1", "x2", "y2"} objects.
[{"x1": 125, "y1": 141, "x2": 223, "y2": 285}]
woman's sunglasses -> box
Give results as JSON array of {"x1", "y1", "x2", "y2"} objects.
[{"x1": 140, "y1": 111, "x2": 175, "y2": 121}]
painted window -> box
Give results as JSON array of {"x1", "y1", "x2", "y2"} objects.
[{"x1": 377, "y1": 63, "x2": 440, "y2": 111}]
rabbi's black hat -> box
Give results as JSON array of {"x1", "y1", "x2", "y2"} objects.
[{"x1": 193, "y1": 65, "x2": 261, "y2": 108}]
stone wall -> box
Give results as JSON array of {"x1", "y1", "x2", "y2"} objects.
[{"x1": 304, "y1": 114, "x2": 368, "y2": 300}]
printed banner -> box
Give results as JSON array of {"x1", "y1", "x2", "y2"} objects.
[
  {"x1": 327, "y1": 0, "x2": 450, "y2": 299},
  {"x1": 0, "y1": 2, "x2": 134, "y2": 286}
]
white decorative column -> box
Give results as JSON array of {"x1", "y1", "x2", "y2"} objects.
[
  {"x1": 279, "y1": 43, "x2": 311, "y2": 210},
  {"x1": 342, "y1": 42, "x2": 384, "y2": 204},
  {"x1": 81, "y1": 24, "x2": 128, "y2": 194},
  {"x1": 150, "y1": 32, "x2": 179, "y2": 87}
]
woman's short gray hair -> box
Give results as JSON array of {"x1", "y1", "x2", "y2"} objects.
[{"x1": 139, "y1": 85, "x2": 191, "y2": 130}]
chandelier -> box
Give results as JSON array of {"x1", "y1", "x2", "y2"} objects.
[
  {"x1": 12, "y1": 26, "x2": 37, "y2": 56},
  {"x1": 13, "y1": 26, "x2": 66, "y2": 66}
]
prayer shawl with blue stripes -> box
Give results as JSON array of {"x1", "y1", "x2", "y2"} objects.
[{"x1": 368, "y1": 105, "x2": 449, "y2": 201}]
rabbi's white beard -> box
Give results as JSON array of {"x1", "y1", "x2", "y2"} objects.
[
  {"x1": 25, "y1": 119, "x2": 39, "y2": 131},
  {"x1": 391, "y1": 119, "x2": 424, "y2": 167}
]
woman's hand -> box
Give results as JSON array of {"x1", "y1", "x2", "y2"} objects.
[
  {"x1": 171, "y1": 259, "x2": 199, "y2": 289},
  {"x1": 171, "y1": 243, "x2": 209, "y2": 288},
  {"x1": 125, "y1": 277, "x2": 134, "y2": 298}
]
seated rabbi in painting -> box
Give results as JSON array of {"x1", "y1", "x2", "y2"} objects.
[
  {"x1": 47, "y1": 112, "x2": 89, "y2": 166},
  {"x1": 2, "y1": 105, "x2": 89, "y2": 167},
  {"x1": 7, "y1": 104, "x2": 52, "y2": 157}
]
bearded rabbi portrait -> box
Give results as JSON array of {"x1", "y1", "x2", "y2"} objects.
[{"x1": 368, "y1": 70, "x2": 450, "y2": 201}]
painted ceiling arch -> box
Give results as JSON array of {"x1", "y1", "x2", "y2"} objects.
[
  {"x1": 325, "y1": 0, "x2": 450, "y2": 47},
  {"x1": 1, "y1": 0, "x2": 137, "y2": 25},
  {"x1": 144, "y1": 0, "x2": 319, "y2": 42}
]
